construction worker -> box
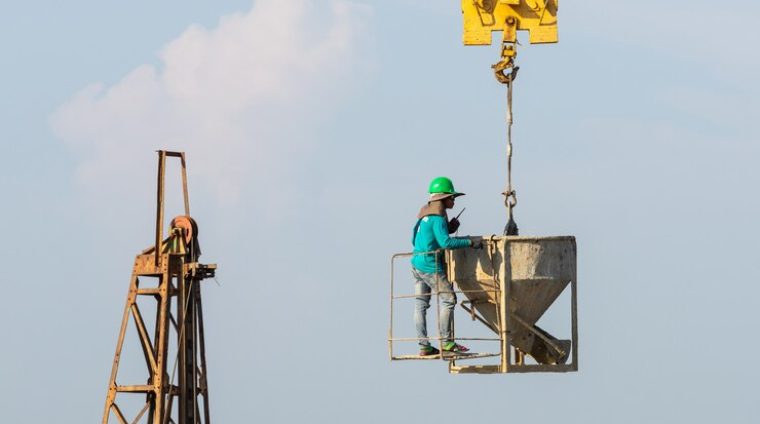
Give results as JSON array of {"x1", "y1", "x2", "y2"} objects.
[{"x1": 412, "y1": 177, "x2": 479, "y2": 356}]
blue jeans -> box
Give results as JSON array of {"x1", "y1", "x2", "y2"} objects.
[{"x1": 412, "y1": 268, "x2": 457, "y2": 347}]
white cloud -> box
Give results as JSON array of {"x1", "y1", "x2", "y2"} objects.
[{"x1": 51, "y1": 0, "x2": 372, "y2": 212}]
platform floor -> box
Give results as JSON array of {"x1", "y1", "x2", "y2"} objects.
[{"x1": 391, "y1": 352, "x2": 500, "y2": 361}]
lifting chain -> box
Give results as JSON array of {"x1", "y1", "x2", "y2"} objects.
[{"x1": 492, "y1": 50, "x2": 520, "y2": 236}]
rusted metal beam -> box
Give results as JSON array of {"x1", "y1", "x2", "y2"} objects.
[
  {"x1": 180, "y1": 152, "x2": 190, "y2": 217},
  {"x1": 131, "y1": 402, "x2": 150, "y2": 424},
  {"x1": 130, "y1": 304, "x2": 158, "y2": 374},
  {"x1": 116, "y1": 385, "x2": 154, "y2": 393},
  {"x1": 111, "y1": 403, "x2": 128, "y2": 424}
]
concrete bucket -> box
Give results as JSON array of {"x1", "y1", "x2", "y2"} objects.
[{"x1": 446, "y1": 235, "x2": 577, "y2": 372}]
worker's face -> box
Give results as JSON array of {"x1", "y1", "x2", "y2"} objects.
[{"x1": 443, "y1": 196, "x2": 455, "y2": 209}]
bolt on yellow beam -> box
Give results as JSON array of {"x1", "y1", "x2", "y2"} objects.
[{"x1": 462, "y1": 0, "x2": 558, "y2": 46}]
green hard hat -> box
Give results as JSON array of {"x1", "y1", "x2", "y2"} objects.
[{"x1": 428, "y1": 176, "x2": 464, "y2": 201}]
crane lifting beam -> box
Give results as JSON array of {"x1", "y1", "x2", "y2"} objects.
[{"x1": 462, "y1": 0, "x2": 558, "y2": 46}]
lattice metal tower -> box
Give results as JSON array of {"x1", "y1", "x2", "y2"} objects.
[{"x1": 102, "y1": 151, "x2": 216, "y2": 423}]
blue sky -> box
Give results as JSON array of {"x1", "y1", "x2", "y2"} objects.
[{"x1": 1, "y1": 1, "x2": 759, "y2": 422}]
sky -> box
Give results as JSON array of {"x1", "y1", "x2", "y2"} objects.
[{"x1": 1, "y1": 0, "x2": 759, "y2": 422}]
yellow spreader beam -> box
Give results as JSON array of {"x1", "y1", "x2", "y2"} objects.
[{"x1": 462, "y1": 0, "x2": 558, "y2": 46}]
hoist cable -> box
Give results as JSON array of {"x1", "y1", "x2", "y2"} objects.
[{"x1": 501, "y1": 67, "x2": 519, "y2": 236}]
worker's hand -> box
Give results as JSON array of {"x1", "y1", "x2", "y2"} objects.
[
  {"x1": 470, "y1": 239, "x2": 483, "y2": 249},
  {"x1": 448, "y1": 217, "x2": 461, "y2": 234}
]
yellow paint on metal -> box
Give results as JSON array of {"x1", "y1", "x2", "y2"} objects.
[{"x1": 462, "y1": 0, "x2": 558, "y2": 46}]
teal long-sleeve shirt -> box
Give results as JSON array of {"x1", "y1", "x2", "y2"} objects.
[{"x1": 411, "y1": 215, "x2": 471, "y2": 273}]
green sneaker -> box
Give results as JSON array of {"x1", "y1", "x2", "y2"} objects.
[
  {"x1": 419, "y1": 345, "x2": 440, "y2": 356},
  {"x1": 442, "y1": 342, "x2": 470, "y2": 353}
]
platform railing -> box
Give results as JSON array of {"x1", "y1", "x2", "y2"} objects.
[{"x1": 388, "y1": 250, "x2": 501, "y2": 362}]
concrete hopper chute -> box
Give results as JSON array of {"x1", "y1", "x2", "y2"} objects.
[{"x1": 447, "y1": 235, "x2": 577, "y2": 374}]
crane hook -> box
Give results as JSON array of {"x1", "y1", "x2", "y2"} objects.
[{"x1": 493, "y1": 62, "x2": 519, "y2": 85}]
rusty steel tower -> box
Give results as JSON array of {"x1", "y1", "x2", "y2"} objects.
[{"x1": 102, "y1": 151, "x2": 216, "y2": 423}]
